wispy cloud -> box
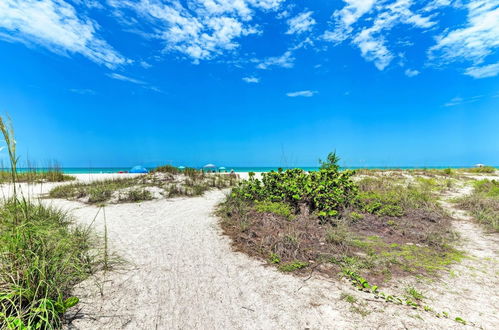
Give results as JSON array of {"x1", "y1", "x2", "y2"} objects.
[
  {"x1": 429, "y1": 0, "x2": 499, "y2": 78},
  {"x1": 404, "y1": 68, "x2": 420, "y2": 77},
  {"x1": 0, "y1": 0, "x2": 128, "y2": 68},
  {"x1": 242, "y1": 76, "x2": 260, "y2": 83},
  {"x1": 444, "y1": 95, "x2": 484, "y2": 107},
  {"x1": 257, "y1": 51, "x2": 295, "y2": 69},
  {"x1": 106, "y1": 72, "x2": 163, "y2": 93},
  {"x1": 69, "y1": 88, "x2": 96, "y2": 95},
  {"x1": 286, "y1": 90, "x2": 318, "y2": 97},
  {"x1": 286, "y1": 11, "x2": 316, "y2": 34},
  {"x1": 107, "y1": 73, "x2": 146, "y2": 85}
]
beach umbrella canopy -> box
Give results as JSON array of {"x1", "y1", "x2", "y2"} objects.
[
  {"x1": 129, "y1": 165, "x2": 148, "y2": 173},
  {"x1": 203, "y1": 164, "x2": 217, "y2": 169},
  {"x1": 219, "y1": 167, "x2": 226, "y2": 170}
]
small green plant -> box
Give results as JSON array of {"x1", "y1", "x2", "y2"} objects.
[
  {"x1": 340, "y1": 293, "x2": 357, "y2": 304},
  {"x1": 454, "y1": 317, "x2": 467, "y2": 325},
  {"x1": 268, "y1": 253, "x2": 281, "y2": 264},
  {"x1": 278, "y1": 261, "x2": 309, "y2": 272},
  {"x1": 255, "y1": 201, "x2": 295, "y2": 220},
  {"x1": 405, "y1": 287, "x2": 425, "y2": 301}
]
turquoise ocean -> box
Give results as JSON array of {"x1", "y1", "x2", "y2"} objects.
[{"x1": 19, "y1": 166, "x2": 483, "y2": 174}]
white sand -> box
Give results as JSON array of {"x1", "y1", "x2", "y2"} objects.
[{"x1": 2, "y1": 174, "x2": 498, "y2": 329}]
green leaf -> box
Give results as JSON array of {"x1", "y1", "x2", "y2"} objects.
[{"x1": 64, "y1": 296, "x2": 79, "y2": 309}]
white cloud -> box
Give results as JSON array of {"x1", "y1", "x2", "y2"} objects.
[
  {"x1": 429, "y1": 0, "x2": 499, "y2": 75},
  {"x1": 242, "y1": 76, "x2": 260, "y2": 83},
  {"x1": 325, "y1": 0, "x2": 437, "y2": 70},
  {"x1": 0, "y1": 0, "x2": 127, "y2": 68},
  {"x1": 257, "y1": 50, "x2": 295, "y2": 69},
  {"x1": 107, "y1": 73, "x2": 146, "y2": 85},
  {"x1": 323, "y1": 0, "x2": 377, "y2": 43},
  {"x1": 465, "y1": 62, "x2": 499, "y2": 78},
  {"x1": 110, "y1": 0, "x2": 285, "y2": 62},
  {"x1": 286, "y1": 90, "x2": 317, "y2": 97},
  {"x1": 404, "y1": 68, "x2": 420, "y2": 77},
  {"x1": 286, "y1": 11, "x2": 315, "y2": 35}
]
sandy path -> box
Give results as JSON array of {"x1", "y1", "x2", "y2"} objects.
[
  {"x1": 3, "y1": 175, "x2": 497, "y2": 329},
  {"x1": 54, "y1": 189, "x2": 477, "y2": 330}
]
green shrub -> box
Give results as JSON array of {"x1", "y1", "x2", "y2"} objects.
[
  {"x1": 255, "y1": 201, "x2": 294, "y2": 220},
  {"x1": 232, "y1": 166, "x2": 357, "y2": 219}
]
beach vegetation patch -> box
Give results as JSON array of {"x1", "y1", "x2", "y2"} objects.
[
  {"x1": 464, "y1": 166, "x2": 496, "y2": 174},
  {"x1": 49, "y1": 169, "x2": 238, "y2": 205},
  {"x1": 455, "y1": 179, "x2": 499, "y2": 231},
  {"x1": 218, "y1": 153, "x2": 460, "y2": 284}
]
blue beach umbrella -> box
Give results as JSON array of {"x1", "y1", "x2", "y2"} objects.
[{"x1": 129, "y1": 165, "x2": 148, "y2": 173}]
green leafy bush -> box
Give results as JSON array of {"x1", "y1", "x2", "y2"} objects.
[{"x1": 232, "y1": 167, "x2": 358, "y2": 219}]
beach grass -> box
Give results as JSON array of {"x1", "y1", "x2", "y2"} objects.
[
  {"x1": 0, "y1": 115, "x2": 103, "y2": 329},
  {"x1": 455, "y1": 179, "x2": 499, "y2": 231},
  {"x1": 0, "y1": 199, "x2": 102, "y2": 328},
  {"x1": 0, "y1": 169, "x2": 75, "y2": 184},
  {"x1": 49, "y1": 169, "x2": 238, "y2": 205}
]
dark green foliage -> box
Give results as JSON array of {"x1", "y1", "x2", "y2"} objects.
[{"x1": 232, "y1": 167, "x2": 358, "y2": 219}]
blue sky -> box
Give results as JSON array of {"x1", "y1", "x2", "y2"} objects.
[{"x1": 0, "y1": 0, "x2": 498, "y2": 167}]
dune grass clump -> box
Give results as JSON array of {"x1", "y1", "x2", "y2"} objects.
[
  {"x1": 464, "y1": 166, "x2": 497, "y2": 174},
  {"x1": 49, "y1": 169, "x2": 237, "y2": 205},
  {"x1": 0, "y1": 200, "x2": 100, "y2": 329},
  {"x1": 49, "y1": 178, "x2": 141, "y2": 204},
  {"x1": 456, "y1": 179, "x2": 499, "y2": 231},
  {"x1": 0, "y1": 169, "x2": 75, "y2": 184},
  {"x1": 0, "y1": 115, "x2": 102, "y2": 329},
  {"x1": 219, "y1": 153, "x2": 460, "y2": 284}
]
